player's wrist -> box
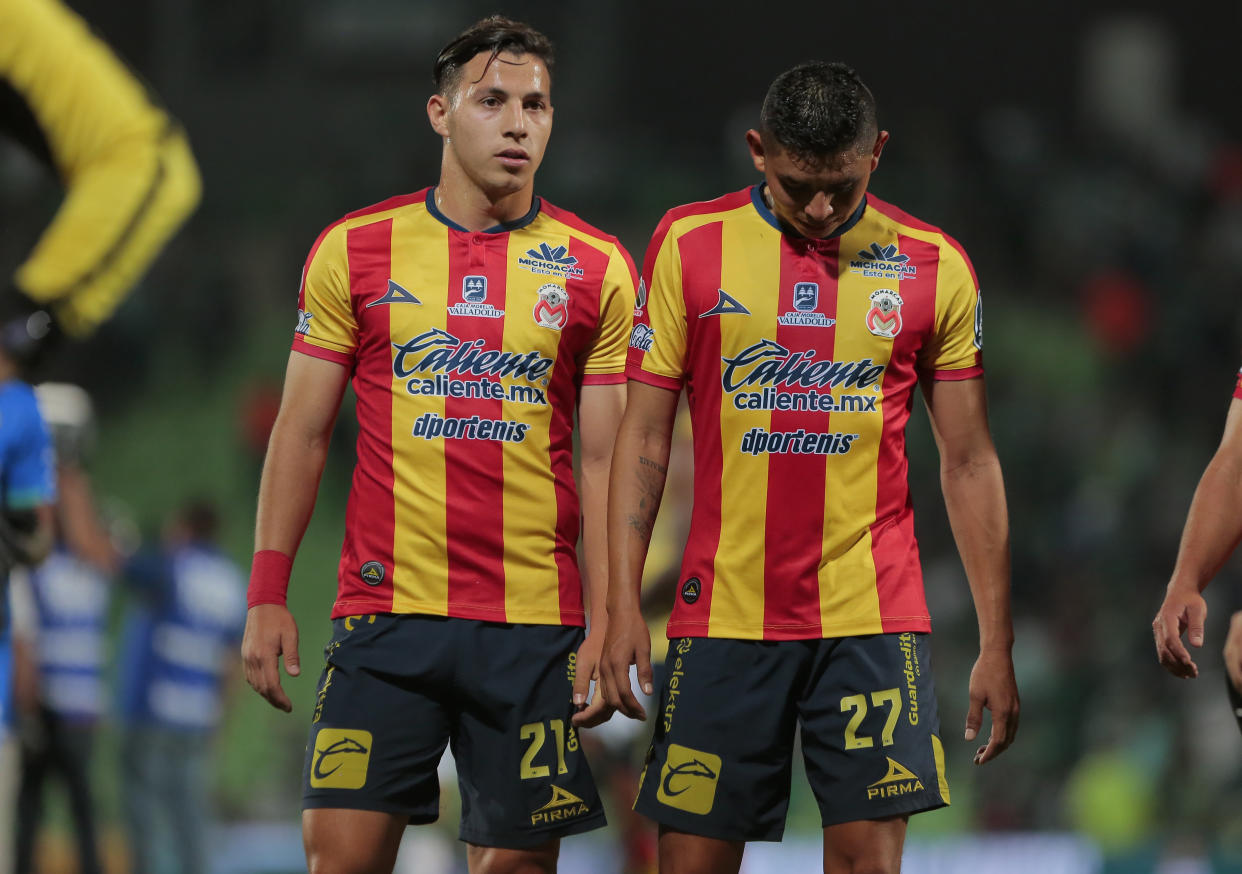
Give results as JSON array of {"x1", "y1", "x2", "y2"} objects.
[{"x1": 248, "y1": 549, "x2": 293, "y2": 608}]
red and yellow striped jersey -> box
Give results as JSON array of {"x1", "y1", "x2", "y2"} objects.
[
  {"x1": 294, "y1": 187, "x2": 636, "y2": 625},
  {"x1": 629, "y1": 185, "x2": 983, "y2": 641}
]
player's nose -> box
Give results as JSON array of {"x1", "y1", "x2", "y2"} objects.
[
  {"x1": 505, "y1": 101, "x2": 527, "y2": 137},
  {"x1": 805, "y1": 193, "x2": 834, "y2": 222}
]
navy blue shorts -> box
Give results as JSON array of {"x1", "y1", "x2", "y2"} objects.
[
  {"x1": 634, "y1": 633, "x2": 948, "y2": 841},
  {"x1": 302, "y1": 613, "x2": 605, "y2": 848}
]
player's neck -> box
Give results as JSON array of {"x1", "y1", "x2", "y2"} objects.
[{"x1": 434, "y1": 164, "x2": 536, "y2": 232}]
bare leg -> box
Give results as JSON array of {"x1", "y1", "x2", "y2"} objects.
[
  {"x1": 303, "y1": 808, "x2": 408, "y2": 874},
  {"x1": 467, "y1": 838, "x2": 560, "y2": 874},
  {"x1": 657, "y1": 826, "x2": 744, "y2": 874},
  {"x1": 822, "y1": 815, "x2": 908, "y2": 874}
]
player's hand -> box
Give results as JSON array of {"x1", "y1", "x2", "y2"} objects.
[
  {"x1": 964, "y1": 648, "x2": 1019, "y2": 765},
  {"x1": 571, "y1": 629, "x2": 614, "y2": 728},
  {"x1": 0, "y1": 286, "x2": 61, "y2": 369},
  {"x1": 241, "y1": 604, "x2": 301, "y2": 712},
  {"x1": 599, "y1": 607, "x2": 653, "y2": 721},
  {"x1": 1152, "y1": 582, "x2": 1207, "y2": 679}
]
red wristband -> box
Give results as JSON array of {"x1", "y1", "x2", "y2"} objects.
[{"x1": 248, "y1": 549, "x2": 293, "y2": 608}]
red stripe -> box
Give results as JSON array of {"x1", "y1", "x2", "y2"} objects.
[
  {"x1": 292, "y1": 218, "x2": 346, "y2": 359},
  {"x1": 668, "y1": 221, "x2": 725, "y2": 636},
  {"x1": 761, "y1": 238, "x2": 833, "y2": 638},
  {"x1": 334, "y1": 219, "x2": 397, "y2": 617},
  {"x1": 874, "y1": 233, "x2": 937, "y2": 632},
  {"x1": 444, "y1": 232, "x2": 507, "y2": 618}
]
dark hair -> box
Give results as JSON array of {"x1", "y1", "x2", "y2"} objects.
[
  {"x1": 180, "y1": 498, "x2": 219, "y2": 542},
  {"x1": 760, "y1": 62, "x2": 877, "y2": 161},
  {"x1": 433, "y1": 16, "x2": 554, "y2": 95}
]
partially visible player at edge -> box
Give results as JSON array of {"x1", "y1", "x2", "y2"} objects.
[
  {"x1": 241, "y1": 17, "x2": 636, "y2": 874},
  {"x1": 601, "y1": 62, "x2": 1019, "y2": 874},
  {"x1": 1153, "y1": 369, "x2": 1242, "y2": 708}
]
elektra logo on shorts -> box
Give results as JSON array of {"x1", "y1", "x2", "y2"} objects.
[
  {"x1": 310, "y1": 728, "x2": 373, "y2": 790},
  {"x1": 656, "y1": 744, "x2": 722, "y2": 815}
]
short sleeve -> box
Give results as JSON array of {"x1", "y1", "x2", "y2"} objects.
[
  {"x1": 918, "y1": 242, "x2": 983, "y2": 380},
  {"x1": 627, "y1": 218, "x2": 687, "y2": 390},
  {"x1": 291, "y1": 222, "x2": 357, "y2": 365},
  {"x1": 5, "y1": 392, "x2": 55, "y2": 510},
  {"x1": 579, "y1": 243, "x2": 638, "y2": 385}
]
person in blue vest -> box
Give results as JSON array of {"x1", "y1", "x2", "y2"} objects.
[
  {"x1": 13, "y1": 391, "x2": 116, "y2": 874},
  {"x1": 116, "y1": 498, "x2": 246, "y2": 874},
  {"x1": 0, "y1": 349, "x2": 55, "y2": 874}
]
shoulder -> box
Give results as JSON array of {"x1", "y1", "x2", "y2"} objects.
[
  {"x1": 536, "y1": 199, "x2": 631, "y2": 261},
  {"x1": 650, "y1": 187, "x2": 756, "y2": 251},
  {"x1": 308, "y1": 188, "x2": 434, "y2": 256},
  {"x1": 864, "y1": 195, "x2": 974, "y2": 269}
]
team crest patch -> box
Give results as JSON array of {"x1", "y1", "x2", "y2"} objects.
[
  {"x1": 533, "y1": 284, "x2": 570, "y2": 330},
  {"x1": 865, "y1": 289, "x2": 904, "y2": 339},
  {"x1": 360, "y1": 561, "x2": 385, "y2": 585}
]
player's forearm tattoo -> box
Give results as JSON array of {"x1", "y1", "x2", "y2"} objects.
[{"x1": 627, "y1": 455, "x2": 667, "y2": 541}]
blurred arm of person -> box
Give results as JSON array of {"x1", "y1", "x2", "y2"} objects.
[
  {"x1": 1154, "y1": 398, "x2": 1242, "y2": 683},
  {"x1": 240, "y1": 352, "x2": 348, "y2": 713},
  {"x1": 8, "y1": 569, "x2": 40, "y2": 719},
  {"x1": 0, "y1": 0, "x2": 201, "y2": 359},
  {"x1": 55, "y1": 464, "x2": 120, "y2": 575},
  {"x1": 922, "y1": 374, "x2": 1019, "y2": 765},
  {"x1": 600, "y1": 381, "x2": 679, "y2": 721},
  {"x1": 569, "y1": 382, "x2": 625, "y2": 729}
]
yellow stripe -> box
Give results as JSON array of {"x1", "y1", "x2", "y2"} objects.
[
  {"x1": 389, "y1": 210, "x2": 449, "y2": 614},
  {"x1": 818, "y1": 221, "x2": 889, "y2": 635},
  {"x1": 502, "y1": 225, "x2": 567, "y2": 623},
  {"x1": 931, "y1": 734, "x2": 950, "y2": 804},
  {"x1": 709, "y1": 213, "x2": 779, "y2": 639}
]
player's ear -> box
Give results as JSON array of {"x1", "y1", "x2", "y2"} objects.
[
  {"x1": 746, "y1": 129, "x2": 766, "y2": 174},
  {"x1": 427, "y1": 93, "x2": 451, "y2": 138},
  {"x1": 870, "y1": 130, "x2": 890, "y2": 171}
]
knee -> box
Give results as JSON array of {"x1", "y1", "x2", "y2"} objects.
[
  {"x1": 468, "y1": 842, "x2": 559, "y2": 874},
  {"x1": 823, "y1": 849, "x2": 901, "y2": 874},
  {"x1": 304, "y1": 834, "x2": 394, "y2": 874}
]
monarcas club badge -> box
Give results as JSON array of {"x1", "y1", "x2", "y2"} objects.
[
  {"x1": 865, "y1": 289, "x2": 903, "y2": 339},
  {"x1": 533, "y1": 284, "x2": 570, "y2": 331}
]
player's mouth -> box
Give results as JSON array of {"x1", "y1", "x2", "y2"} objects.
[{"x1": 496, "y1": 149, "x2": 530, "y2": 168}]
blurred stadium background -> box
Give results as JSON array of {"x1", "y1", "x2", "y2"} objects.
[{"x1": 3, "y1": 0, "x2": 1242, "y2": 871}]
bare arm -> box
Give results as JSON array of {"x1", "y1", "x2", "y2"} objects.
[
  {"x1": 1154, "y1": 398, "x2": 1242, "y2": 680},
  {"x1": 570, "y1": 381, "x2": 626, "y2": 727},
  {"x1": 56, "y1": 464, "x2": 120, "y2": 573},
  {"x1": 923, "y1": 375, "x2": 1018, "y2": 764},
  {"x1": 600, "y1": 380, "x2": 679, "y2": 720},
  {"x1": 241, "y1": 351, "x2": 349, "y2": 712}
]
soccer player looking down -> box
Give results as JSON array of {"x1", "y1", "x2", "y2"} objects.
[
  {"x1": 602, "y1": 62, "x2": 1019, "y2": 874},
  {"x1": 240, "y1": 16, "x2": 635, "y2": 874}
]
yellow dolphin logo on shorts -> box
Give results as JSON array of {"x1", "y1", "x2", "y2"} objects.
[
  {"x1": 656, "y1": 744, "x2": 722, "y2": 815},
  {"x1": 310, "y1": 728, "x2": 373, "y2": 789}
]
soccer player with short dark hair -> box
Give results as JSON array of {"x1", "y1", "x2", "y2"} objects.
[
  {"x1": 602, "y1": 62, "x2": 1019, "y2": 873},
  {"x1": 240, "y1": 16, "x2": 636, "y2": 874}
]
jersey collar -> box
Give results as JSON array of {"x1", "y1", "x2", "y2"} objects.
[
  {"x1": 750, "y1": 183, "x2": 867, "y2": 239},
  {"x1": 425, "y1": 187, "x2": 542, "y2": 233}
]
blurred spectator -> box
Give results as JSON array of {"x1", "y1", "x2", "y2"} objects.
[
  {"x1": 116, "y1": 499, "x2": 246, "y2": 874},
  {"x1": 13, "y1": 384, "x2": 115, "y2": 874},
  {"x1": 0, "y1": 349, "x2": 55, "y2": 874}
]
